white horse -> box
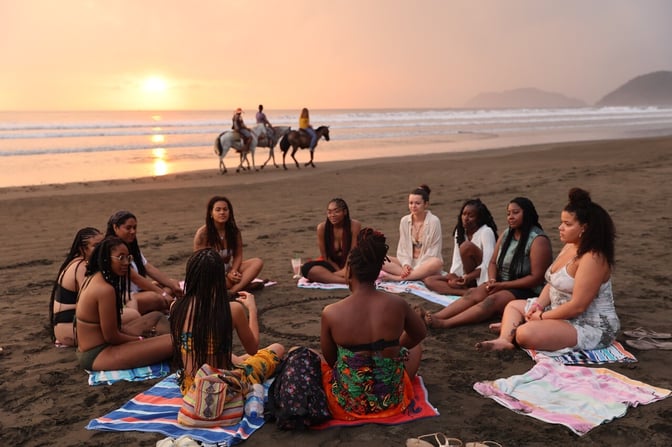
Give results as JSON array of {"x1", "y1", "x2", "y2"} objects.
[
  {"x1": 255, "y1": 125, "x2": 292, "y2": 169},
  {"x1": 213, "y1": 125, "x2": 292, "y2": 174}
]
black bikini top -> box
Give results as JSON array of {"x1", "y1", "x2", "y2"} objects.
[{"x1": 341, "y1": 338, "x2": 399, "y2": 353}]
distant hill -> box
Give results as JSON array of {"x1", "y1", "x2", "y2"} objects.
[
  {"x1": 464, "y1": 87, "x2": 586, "y2": 109},
  {"x1": 596, "y1": 71, "x2": 672, "y2": 106}
]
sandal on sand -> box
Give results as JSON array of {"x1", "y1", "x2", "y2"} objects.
[
  {"x1": 625, "y1": 337, "x2": 672, "y2": 350},
  {"x1": 465, "y1": 442, "x2": 503, "y2": 447},
  {"x1": 623, "y1": 327, "x2": 672, "y2": 339},
  {"x1": 406, "y1": 433, "x2": 463, "y2": 447}
]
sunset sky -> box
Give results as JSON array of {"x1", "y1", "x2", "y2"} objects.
[{"x1": 1, "y1": 0, "x2": 671, "y2": 111}]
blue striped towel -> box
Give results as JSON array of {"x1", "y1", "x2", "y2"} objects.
[
  {"x1": 88, "y1": 361, "x2": 172, "y2": 386},
  {"x1": 524, "y1": 341, "x2": 637, "y2": 365},
  {"x1": 87, "y1": 373, "x2": 267, "y2": 445}
]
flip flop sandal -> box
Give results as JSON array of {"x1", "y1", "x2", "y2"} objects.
[
  {"x1": 465, "y1": 442, "x2": 503, "y2": 447},
  {"x1": 622, "y1": 327, "x2": 672, "y2": 339},
  {"x1": 625, "y1": 337, "x2": 672, "y2": 350},
  {"x1": 406, "y1": 433, "x2": 463, "y2": 447}
]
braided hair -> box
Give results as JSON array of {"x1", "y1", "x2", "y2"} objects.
[
  {"x1": 496, "y1": 197, "x2": 543, "y2": 280},
  {"x1": 454, "y1": 198, "x2": 498, "y2": 245},
  {"x1": 203, "y1": 196, "x2": 240, "y2": 254},
  {"x1": 347, "y1": 228, "x2": 389, "y2": 283},
  {"x1": 170, "y1": 248, "x2": 234, "y2": 375},
  {"x1": 85, "y1": 236, "x2": 131, "y2": 329},
  {"x1": 106, "y1": 210, "x2": 146, "y2": 277},
  {"x1": 48, "y1": 227, "x2": 101, "y2": 337},
  {"x1": 324, "y1": 198, "x2": 353, "y2": 266},
  {"x1": 564, "y1": 188, "x2": 615, "y2": 266}
]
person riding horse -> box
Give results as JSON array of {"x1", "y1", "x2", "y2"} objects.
[
  {"x1": 299, "y1": 107, "x2": 317, "y2": 151},
  {"x1": 232, "y1": 108, "x2": 252, "y2": 153},
  {"x1": 256, "y1": 104, "x2": 274, "y2": 144}
]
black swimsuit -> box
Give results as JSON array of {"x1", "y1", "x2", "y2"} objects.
[{"x1": 341, "y1": 338, "x2": 399, "y2": 353}]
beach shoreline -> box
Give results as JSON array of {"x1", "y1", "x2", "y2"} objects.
[{"x1": 2, "y1": 135, "x2": 671, "y2": 446}]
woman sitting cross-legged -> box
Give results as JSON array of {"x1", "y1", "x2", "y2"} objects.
[
  {"x1": 193, "y1": 196, "x2": 264, "y2": 295},
  {"x1": 477, "y1": 188, "x2": 620, "y2": 352},
  {"x1": 170, "y1": 248, "x2": 285, "y2": 395},
  {"x1": 420, "y1": 197, "x2": 552, "y2": 329},
  {"x1": 381, "y1": 184, "x2": 444, "y2": 281},
  {"x1": 320, "y1": 228, "x2": 427, "y2": 420},
  {"x1": 301, "y1": 198, "x2": 362, "y2": 284},
  {"x1": 424, "y1": 198, "x2": 498, "y2": 296},
  {"x1": 75, "y1": 236, "x2": 173, "y2": 371}
]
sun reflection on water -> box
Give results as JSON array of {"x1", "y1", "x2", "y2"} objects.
[{"x1": 151, "y1": 147, "x2": 168, "y2": 177}]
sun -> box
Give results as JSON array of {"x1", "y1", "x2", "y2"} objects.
[{"x1": 143, "y1": 76, "x2": 167, "y2": 93}]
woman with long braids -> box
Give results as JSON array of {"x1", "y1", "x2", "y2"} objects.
[
  {"x1": 75, "y1": 236, "x2": 172, "y2": 371},
  {"x1": 301, "y1": 198, "x2": 362, "y2": 284},
  {"x1": 419, "y1": 197, "x2": 552, "y2": 329},
  {"x1": 424, "y1": 198, "x2": 498, "y2": 296},
  {"x1": 320, "y1": 228, "x2": 427, "y2": 420},
  {"x1": 170, "y1": 248, "x2": 284, "y2": 395},
  {"x1": 106, "y1": 210, "x2": 183, "y2": 314},
  {"x1": 478, "y1": 188, "x2": 619, "y2": 352},
  {"x1": 193, "y1": 196, "x2": 264, "y2": 295},
  {"x1": 49, "y1": 227, "x2": 103, "y2": 346}
]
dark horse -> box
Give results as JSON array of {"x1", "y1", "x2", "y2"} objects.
[{"x1": 278, "y1": 125, "x2": 330, "y2": 170}]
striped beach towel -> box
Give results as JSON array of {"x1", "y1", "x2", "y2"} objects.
[
  {"x1": 88, "y1": 361, "x2": 172, "y2": 386},
  {"x1": 474, "y1": 355, "x2": 670, "y2": 436},
  {"x1": 87, "y1": 374, "x2": 267, "y2": 445},
  {"x1": 523, "y1": 341, "x2": 637, "y2": 365}
]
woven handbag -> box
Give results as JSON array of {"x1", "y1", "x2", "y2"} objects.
[{"x1": 178, "y1": 364, "x2": 247, "y2": 427}]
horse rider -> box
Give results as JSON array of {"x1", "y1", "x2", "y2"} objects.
[
  {"x1": 299, "y1": 107, "x2": 317, "y2": 151},
  {"x1": 232, "y1": 108, "x2": 252, "y2": 152},
  {"x1": 256, "y1": 104, "x2": 274, "y2": 143}
]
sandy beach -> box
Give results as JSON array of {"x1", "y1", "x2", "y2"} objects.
[{"x1": 1, "y1": 135, "x2": 671, "y2": 446}]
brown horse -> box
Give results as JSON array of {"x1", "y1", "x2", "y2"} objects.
[{"x1": 278, "y1": 125, "x2": 330, "y2": 170}]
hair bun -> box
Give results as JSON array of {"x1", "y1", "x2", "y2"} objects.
[{"x1": 568, "y1": 188, "x2": 591, "y2": 205}]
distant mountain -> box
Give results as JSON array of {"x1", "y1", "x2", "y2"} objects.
[
  {"x1": 596, "y1": 71, "x2": 672, "y2": 106},
  {"x1": 464, "y1": 87, "x2": 586, "y2": 109}
]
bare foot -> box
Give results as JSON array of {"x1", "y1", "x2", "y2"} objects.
[
  {"x1": 412, "y1": 305, "x2": 433, "y2": 328},
  {"x1": 488, "y1": 322, "x2": 502, "y2": 333},
  {"x1": 475, "y1": 338, "x2": 515, "y2": 351}
]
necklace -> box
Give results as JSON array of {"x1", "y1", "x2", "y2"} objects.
[{"x1": 412, "y1": 220, "x2": 424, "y2": 249}]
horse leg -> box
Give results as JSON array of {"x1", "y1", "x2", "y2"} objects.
[
  {"x1": 305, "y1": 149, "x2": 316, "y2": 168},
  {"x1": 219, "y1": 157, "x2": 227, "y2": 174},
  {"x1": 292, "y1": 146, "x2": 300, "y2": 169}
]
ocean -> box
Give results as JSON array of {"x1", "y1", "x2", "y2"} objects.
[{"x1": 1, "y1": 107, "x2": 671, "y2": 188}]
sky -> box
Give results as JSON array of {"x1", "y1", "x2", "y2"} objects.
[{"x1": 1, "y1": 0, "x2": 671, "y2": 111}]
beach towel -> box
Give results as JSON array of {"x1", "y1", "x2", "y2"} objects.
[
  {"x1": 312, "y1": 375, "x2": 439, "y2": 429},
  {"x1": 297, "y1": 278, "x2": 459, "y2": 307},
  {"x1": 523, "y1": 340, "x2": 637, "y2": 365},
  {"x1": 88, "y1": 361, "x2": 171, "y2": 386},
  {"x1": 473, "y1": 355, "x2": 670, "y2": 436},
  {"x1": 87, "y1": 373, "x2": 269, "y2": 445}
]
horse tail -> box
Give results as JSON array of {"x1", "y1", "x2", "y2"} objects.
[
  {"x1": 214, "y1": 132, "x2": 224, "y2": 156},
  {"x1": 280, "y1": 133, "x2": 290, "y2": 152}
]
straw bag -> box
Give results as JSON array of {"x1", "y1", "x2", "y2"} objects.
[{"x1": 178, "y1": 364, "x2": 247, "y2": 427}]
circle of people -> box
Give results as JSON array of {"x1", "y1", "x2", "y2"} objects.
[{"x1": 49, "y1": 185, "x2": 619, "y2": 420}]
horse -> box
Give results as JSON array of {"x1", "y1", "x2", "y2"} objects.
[
  {"x1": 278, "y1": 125, "x2": 330, "y2": 170},
  {"x1": 254, "y1": 125, "x2": 292, "y2": 169},
  {"x1": 213, "y1": 125, "x2": 293, "y2": 173},
  {"x1": 213, "y1": 129, "x2": 258, "y2": 174}
]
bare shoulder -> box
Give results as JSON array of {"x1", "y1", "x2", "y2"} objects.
[
  {"x1": 193, "y1": 225, "x2": 208, "y2": 247},
  {"x1": 350, "y1": 219, "x2": 362, "y2": 231}
]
